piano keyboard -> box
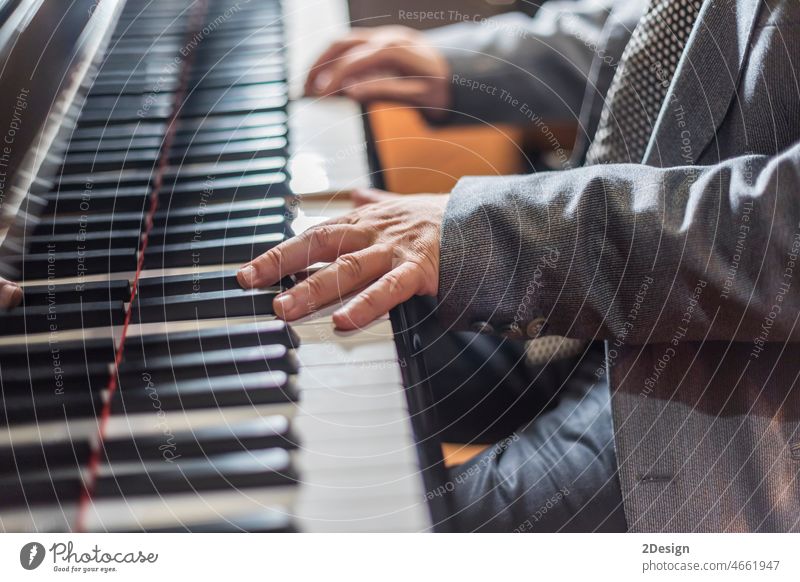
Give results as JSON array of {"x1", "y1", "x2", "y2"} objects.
[{"x1": 0, "y1": 0, "x2": 432, "y2": 532}]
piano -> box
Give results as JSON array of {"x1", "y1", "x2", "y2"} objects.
[{"x1": 0, "y1": 0, "x2": 450, "y2": 532}]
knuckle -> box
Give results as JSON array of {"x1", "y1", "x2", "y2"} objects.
[
  {"x1": 257, "y1": 248, "x2": 283, "y2": 274},
  {"x1": 304, "y1": 275, "x2": 327, "y2": 298},
  {"x1": 357, "y1": 288, "x2": 381, "y2": 310},
  {"x1": 336, "y1": 253, "x2": 363, "y2": 279},
  {"x1": 382, "y1": 271, "x2": 407, "y2": 296},
  {"x1": 308, "y1": 225, "x2": 335, "y2": 249}
]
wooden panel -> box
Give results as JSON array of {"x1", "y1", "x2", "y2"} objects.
[{"x1": 367, "y1": 103, "x2": 526, "y2": 194}]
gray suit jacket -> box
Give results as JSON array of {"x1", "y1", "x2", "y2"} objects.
[{"x1": 428, "y1": 0, "x2": 800, "y2": 532}]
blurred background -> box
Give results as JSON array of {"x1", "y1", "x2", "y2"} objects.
[
  {"x1": 349, "y1": 0, "x2": 537, "y2": 28},
  {"x1": 345, "y1": 0, "x2": 576, "y2": 197}
]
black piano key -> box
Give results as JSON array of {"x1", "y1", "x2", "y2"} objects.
[
  {"x1": 124, "y1": 321, "x2": 299, "y2": 358},
  {"x1": 0, "y1": 390, "x2": 106, "y2": 426},
  {"x1": 55, "y1": 169, "x2": 152, "y2": 190},
  {"x1": 60, "y1": 148, "x2": 161, "y2": 173},
  {"x1": 137, "y1": 270, "x2": 252, "y2": 297},
  {"x1": 143, "y1": 232, "x2": 284, "y2": 269},
  {"x1": 78, "y1": 104, "x2": 173, "y2": 125},
  {"x1": 0, "y1": 449, "x2": 295, "y2": 507},
  {"x1": 27, "y1": 229, "x2": 141, "y2": 253},
  {"x1": 132, "y1": 288, "x2": 277, "y2": 323},
  {"x1": 109, "y1": 33, "x2": 283, "y2": 57},
  {"x1": 66, "y1": 122, "x2": 286, "y2": 155},
  {"x1": 176, "y1": 110, "x2": 286, "y2": 133},
  {"x1": 103, "y1": 416, "x2": 297, "y2": 462},
  {"x1": 35, "y1": 211, "x2": 145, "y2": 235},
  {"x1": 94, "y1": 448, "x2": 297, "y2": 499},
  {"x1": 117, "y1": 345, "x2": 297, "y2": 383},
  {"x1": 162, "y1": 172, "x2": 290, "y2": 204},
  {"x1": 188, "y1": 54, "x2": 284, "y2": 74},
  {"x1": 16, "y1": 248, "x2": 138, "y2": 278},
  {"x1": 27, "y1": 216, "x2": 284, "y2": 254},
  {"x1": 44, "y1": 186, "x2": 150, "y2": 212},
  {"x1": 188, "y1": 69, "x2": 287, "y2": 91},
  {"x1": 34, "y1": 198, "x2": 286, "y2": 236},
  {"x1": 0, "y1": 335, "x2": 118, "y2": 366},
  {"x1": 88, "y1": 79, "x2": 178, "y2": 96},
  {"x1": 22, "y1": 279, "x2": 130, "y2": 306},
  {"x1": 112, "y1": 371, "x2": 297, "y2": 414},
  {"x1": 0, "y1": 438, "x2": 93, "y2": 473},
  {"x1": 70, "y1": 121, "x2": 166, "y2": 141},
  {"x1": 180, "y1": 94, "x2": 288, "y2": 118},
  {"x1": 67, "y1": 135, "x2": 165, "y2": 153},
  {"x1": 190, "y1": 54, "x2": 286, "y2": 74},
  {"x1": 184, "y1": 83, "x2": 287, "y2": 102},
  {"x1": 171, "y1": 122, "x2": 287, "y2": 146},
  {"x1": 53, "y1": 157, "x2": 287, "y2": 192},
  {"x1": 84, "y1": 93, "x2": 172, "y2": 113},
  {"x1": 0, "y1": 300, "x2": 126, "y2": 335},
  {"x1": 62, "y1": 135, "x2": 287, "y2": 173},
  {"x1": 169, "y1": 136, "x2": 287, "y2": 164},
  {"x1": 162, "y1": 157, "x2": 287, "y2": 182},
  {"x1": 0, "y1": 361, "x2": 110, "y2": 393},
  {"x1": 147, "y1": 216, "x2": 287, "y2": 245}
]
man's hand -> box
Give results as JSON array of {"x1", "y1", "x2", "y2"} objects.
[
  {"x1": 0, "y1": 277, "x2": 22, "y2": 309},
  {"x1": 304, "y1": 26, "x2": 452, "y2": 118},
  {"x1": 237, "y1": 189, "x2": 448, "y2": 330}
]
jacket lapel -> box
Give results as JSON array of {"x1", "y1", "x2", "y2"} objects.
[{"x1": 642, "y1": 0, "x2": 761, "y2": 167}]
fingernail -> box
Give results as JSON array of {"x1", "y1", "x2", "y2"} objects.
[
  {"x1": 332, "y1": 308, "x2": 352, "y2": 327},
  {"x1": 237, "y1": 265, "x2": 256, "y2": 287},
  {"x1": 274, "y1": 293, "x2": 296, "y2": 319}
]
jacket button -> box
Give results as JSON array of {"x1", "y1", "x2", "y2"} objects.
[
  {"x1": 499, "y1": 323, "x2": 525, "y2": 340},
  {"x1": 526, "y1": 317, "x2": 547, "y2": 338},
  {"x1": 470, "y1": 321, "x2": 496, "y2": 335}
]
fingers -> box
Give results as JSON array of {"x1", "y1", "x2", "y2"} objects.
[
  {"x1": 313, "y1": 46, "x2": 400, "y2": 96},
  {"x1": 237, "y1": 223, "x2": 371, "y2": 289},
  {"x1": 332, "y1": 262, "x2": 424, "y2": 330},
  {"x1": 272, "y1": 244, "x2": 394, "y2": 320},
  {"x1": 304, "y1": 35, "x2": 367, "y2": 95},
  {"x1": 0, "y1": 278, "x2": 22, "y2": 309},
  {"x1": 350, "y1": 188, "x2": 399, "y2": 206},
  {"x1": 343, "y1": 77, "x2": 431, "y2": 106}
]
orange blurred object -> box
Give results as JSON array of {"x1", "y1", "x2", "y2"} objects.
[{"x1": 366, "y1": 103, "x2": 527, "y2": 194}]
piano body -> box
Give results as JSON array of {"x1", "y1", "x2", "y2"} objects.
[{"x1": 0, "y1": 0, "x2": 449, "y2": 533}]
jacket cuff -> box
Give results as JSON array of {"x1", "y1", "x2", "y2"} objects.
[{"x1": 436, "y1": 174, "x2": 565, "y2": 338}]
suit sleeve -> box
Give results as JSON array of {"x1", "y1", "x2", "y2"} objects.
[
  {"x1": 437, "y1": 141, "x2": 800, "y2": 346},
  {"x1": 425, "y1": 0, "x2": 620, "y2": 125}
]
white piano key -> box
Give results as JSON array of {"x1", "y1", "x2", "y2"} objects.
[
  {"x1": 296, "y1": 364, "x2": 404, "y2": 390},
  {"x1": 296, "y1": 341, "x2": 399, "y2": 367},
  {"x1": 292, "y1": 434, "x2": 418, "y2": 464},
  {"x1": 295, "y1": 448, "x2": 419, "y2": 478},
  {"x1": 296, "y1": 383, "x2": 406, "y2": 416},
  {"x1": 295, "y1": 497, "x2": 430, "y2": 533},
  {"x1": 293, "y1": 408, "x2": 411, "y2": 443}
]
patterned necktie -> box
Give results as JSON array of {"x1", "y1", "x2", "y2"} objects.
[
  {"x1": 526, "y1": 0, "x2": 702, "y2": 366},
  {"x1": 585, "y1": 0, "x2": 703, "y2": 165}
]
